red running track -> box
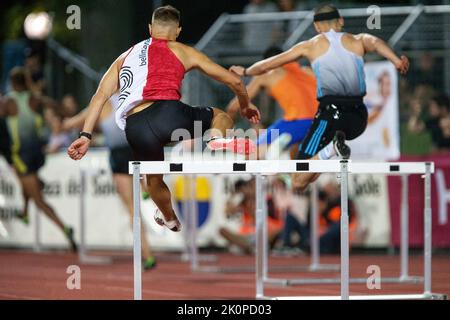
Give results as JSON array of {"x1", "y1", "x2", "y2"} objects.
[{"x1": 0, "y1": 250, "x2": 449, "y2": 300}]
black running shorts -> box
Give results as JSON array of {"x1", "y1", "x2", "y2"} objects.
[
  {"x1": 12, "y1": 140, "x2": 46, "y2": 175},
  {"x1": 109, "y1": 145, "x2": 134, "y2": 174},
  {"x1": 297, "y1": 96, "x2": 368, "y2": 159},
  {"x1": 125, "y1": 100, "x2": 214, "y2": 161}
]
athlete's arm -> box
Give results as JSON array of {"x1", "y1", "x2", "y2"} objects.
[
  {"x1": 226, "y1": 77, "x2": 264, "y2": 121},
  {"x1": 358, "y1": 33, "x2": 409, "y2": 74},
  {"x1": 67, "y1": 57, "x2": 121, "y2": 160},
  {"x1": 232, "y1": 41, "x2": 310, "y2": 77},
  {"x1": 186, "y1": 46, "x2": 260, "y2": 124}
]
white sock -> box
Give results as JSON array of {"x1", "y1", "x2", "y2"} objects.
[{"x1": 318, "y1": 142, "x2": 336, "y2": 160}]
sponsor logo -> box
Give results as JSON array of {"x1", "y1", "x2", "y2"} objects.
[{"x1": 139, "y1": 39, "x2": 151, "y2": 66}]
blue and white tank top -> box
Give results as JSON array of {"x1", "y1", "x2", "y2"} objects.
[{"x1": 311, "y1": 30, "x2": 366, "y2": 99}]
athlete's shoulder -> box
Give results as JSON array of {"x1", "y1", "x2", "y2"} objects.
[
  {"x1": 166, "y1": 40, "x2": 187, "y2": 50},
  {"x1": 348, "y1": 33, "x2": 365, "y2": 41},
  {"x1": 309, "y1": 34, "x2": 326, "y2": 44},
  {"x1": 167, "y1": 41, "x2": 198, "y2": 57}
]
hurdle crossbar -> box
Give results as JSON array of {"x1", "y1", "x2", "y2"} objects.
[{"x1": 129, "y1": 160, "x2": 446, "y2": 300}]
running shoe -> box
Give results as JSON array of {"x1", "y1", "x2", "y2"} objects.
[
  {"x1": 64, "y1": 226, "x2": 78, "y2": 252},
  {"x1": 207, "y1": 137, "x2": 256, "y2": 155},
  {"x1": 333, "y1": 131, "x2": 351, "y2": 160},
  {"x1": 154, "y1": 209, "x2": 182, "y2": 232},
  {"x1": 143, "y1": 256, "x2": 157, "y2": 271},
  {"x1": 16, "y1": 213, "x2": 29, "y2": 225}
]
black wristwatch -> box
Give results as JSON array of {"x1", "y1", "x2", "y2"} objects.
[{"x1": 79, "y1": 131, "x2": 92, "y2": 140}]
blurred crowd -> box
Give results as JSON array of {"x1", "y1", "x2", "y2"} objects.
[
  {"x1": 400, "y1": 54, "x2": 450, "y2": 155},
  {"x1": 242, "y1": 0, "x2": 308, "y2": 51},
  {"x1": 219, "y1": 175, "x2": 357, "y2": 255},
  {"x1": 0, "y1": 48, "x2": 108, "y2": 157}
]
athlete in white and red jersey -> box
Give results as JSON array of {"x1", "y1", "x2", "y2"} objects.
[{"x1": 67, "y1": 5, "x2": 260, "y2": 232}]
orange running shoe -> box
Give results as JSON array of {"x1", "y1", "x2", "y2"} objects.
[{"x1": 207, "y1": 137, "x2": 256, "y2": 155}]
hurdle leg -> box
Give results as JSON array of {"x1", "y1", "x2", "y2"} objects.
[
  {"x1": 400, "y1": 174, "x2": 409, "y2": 280},
  {"x1": 424, "y1": 163, "x2": 432, "y2": 295},
  {"x1": 181, "y1": 175, "x2": 191, "y2": 263},
  {"x1": 33, "y1": 206, "x2": 41, "y2": 253},
  {"x1": 340, "y1": 160, "x2": 350, "y2": 300},
  {"x1": 255, "y1": 173, "x2": 264, "y2": 298},
  {"x1": 190, "y1": 174, "x2": 199, "y2": 271},
  {"x1": 310, "y1": 182, "x2": 319, "y2": 267},
  {"x1": 132, "y1": 162, "x2": 142, "y2": 300},
  {"x1": 262, "y1": 176, "x2": 268, "y2": 281},
  {"x1": 79, "y1": 169, "x2": 87, "y2": 261}
]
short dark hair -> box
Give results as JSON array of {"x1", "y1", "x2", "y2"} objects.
[
  {"x1": 10, "y1": 67, "x2": 26, "y2": 88},
  {"x1": 152, "y1": 5, "x2": 181, "y2": 25},
  {"x1": 263, "y1": 46, "x2": 283, "y2": 59},
  {"x1": 313, "y1": 4, "x2": 340, "y2": 22},
  {"x1": 314, "y1": 3, "x2": 339, "y2": 14}
]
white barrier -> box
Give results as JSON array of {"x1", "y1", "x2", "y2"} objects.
[
  {"x1": 264, "y1": 173, "x2": 421, "y2": 286},
  {"x1": 129, "y1": 160, "x2": 446, "y2": 300}
]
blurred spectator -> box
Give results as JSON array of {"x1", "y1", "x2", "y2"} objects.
[
  {"x1": 402, "y1": 93, "x2": 450, "y2": 154},
  {"x1": 439, "y1": 115, "x2": 450, "y2": 151},
  {"x1": 407, "y1": 53, "x2": 443, "y2": 92},
  {"x1": 426, "y1": 94, "x2": 450, "y2": 151},
  {"x1": 401, "y1": 97, "x2": 433, "y2": 155},
  {"x1": 242, "y1": 0, "x2": 279, "y2": 51},
  {"x1": 23, "y1": 48, "x2": 46, "y2": 97},
  {"x1": 0, "y1": 94, "x2": 12, "y2": 164},
  {"x1": 61, "y1": 94, "x2": 79, "y2": 118},
  {"x1": 280, "y1": 180, "x2": 357, "y2": 254},
  {"x1": 270, "y1": 176, "x2": 309, "y2": 253},
  {"x1": 275, "y1": 0, "x2": 301, "y2": 40},
  {"x1": 278, "y1": 0, "x2": 295, "y2": 11},
  {"x1": 219, "y1": 178, "x2": 283, "y2": 254},
  {"x1": 44, "y1": 107, "x2": 72, "y2": 154},
  {"x1": 243, "y1": 0, "x2": 278, "y2": 15},
  {"x1": 60, "y1": 94, "x2": 80, "y2": 142}
]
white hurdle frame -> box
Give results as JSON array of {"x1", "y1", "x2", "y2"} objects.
[
  {"x1": 263, "y1": 173, "x2": 422, "y2": 286},
  {"x1": 130, "y1": 160, "x2": 447, "y2": 300}
]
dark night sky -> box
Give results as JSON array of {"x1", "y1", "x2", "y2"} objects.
[{"x1": 160, "y1": 0, "x2": 248, "y2": 44}]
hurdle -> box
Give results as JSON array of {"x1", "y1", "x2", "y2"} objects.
[
  {"x1": 130, "y1": 160, "x2": 446, "y2": 300},
  {"x1": 263, "y1": 173, "x2": 422, "y2": 286}
]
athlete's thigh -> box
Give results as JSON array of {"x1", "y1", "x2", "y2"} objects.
[
  {"x1": 256, "y1": 119, "x2": 285, "y2": 146},
  {"x1": 341, "y1": 104, "x2": 368, "y2": 140},
  {"x1": 286, "y1": 119, "x2": 314, "y2": 146},
  {"x1": 297, "y1": 111, "x2": 336, "y2": 159},
  {"x1": 125, "y1": 114, "x2": 164, "y2": 161}
]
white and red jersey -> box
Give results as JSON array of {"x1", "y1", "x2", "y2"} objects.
[{"x1": 115, "y1": 38, "x2": 186, "y2": 130}]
